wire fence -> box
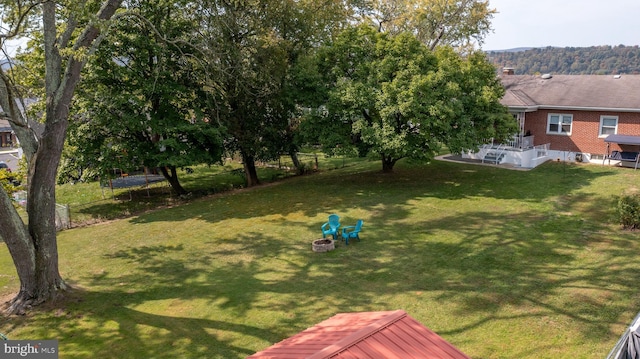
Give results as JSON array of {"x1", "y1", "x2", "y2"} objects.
[
  {"x1": 55, "y1": 203, "x2": 71, "y2": 231},
  {"x1": 13, "y1": 191, "x2": 71, "y2": 231},
  {"x1": 12, "y1": 153, "x2": 354, "y2": 231},
  {"x1": 261, "y1": 152, "x2": 351, "y2": 172}
]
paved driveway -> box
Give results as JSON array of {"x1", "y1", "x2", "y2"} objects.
[{"x1": 0, "y1": 150, "x2": 20, "y2": 172}]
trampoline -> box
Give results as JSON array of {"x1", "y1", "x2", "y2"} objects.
[
  {"x1": 103, "y1": 174, "x2": 166, "y2": 189},
  {"x1": 101, "y1": 173, "x2": 168, "y2": 199}
]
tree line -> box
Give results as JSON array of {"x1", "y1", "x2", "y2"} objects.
[
  {"x1": 487, "y1": 45, "x2": 640, "y2": 75},
  {"x1": 0, "y1": 0, "x2": 515, "y2": 313}
]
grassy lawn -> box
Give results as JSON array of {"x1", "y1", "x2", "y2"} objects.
[
  {"x1": 54, "y1": 154, "x2": 353, "y2": 226},
  {"x1": 2, "y1": 158, "x2": 640, "y2": 358}
]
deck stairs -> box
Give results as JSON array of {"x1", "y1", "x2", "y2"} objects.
[{"x1": 482, "y1": 151, "x2": 505, "y2": 164}]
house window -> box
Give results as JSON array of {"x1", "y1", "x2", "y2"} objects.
[
  {"x1": 547, "y1": 114, "x2": 573, "y2": 135},
  {"x1": 599, "y1": 116, "x2": 618, "y2": 137}
]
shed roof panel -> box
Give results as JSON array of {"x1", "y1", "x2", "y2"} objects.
[{"x1": 248, "y1": 310, "x2": 471, "y2": 359}]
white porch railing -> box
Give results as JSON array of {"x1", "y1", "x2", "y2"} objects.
[
  {"x1": 533, "y1": 143, "x2": 549, "y2": 158},
  {"x1": 507, "y1": 135, "x2": 534, "y2": 149},
  {"x1": 466, "y1": 142, "x2": 550, "y2": 168}
]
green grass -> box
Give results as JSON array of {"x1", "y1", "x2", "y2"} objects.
[
  {"x1": 55, "y1": 155, "x2": 357, "y2": 226},
  {"x1": 2, "y1": 158, "x2": 640, "y2": 358}
]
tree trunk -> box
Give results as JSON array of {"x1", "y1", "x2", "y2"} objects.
[
  {"x1": 19, "y1": 122, "x2": 69, "y2": 311},
  {"x1": 381, "y1": 154, "x2": 397, "y2": 173},
  {"x1": 0, "y1": 110, "x2": 70, "y2": 314},
  {"x1": 289, "y1": 149, "x2": 302, "y2": 170},
  {"x1": 0, "y1": 188, "x2": 36, "y2": 314},
  {"x1": 0, "y1": 0, "x2": 123, "y2": 314},
  {"x1": 241, "y1": 151, "x2": 260, "y2": 187},
  {"x1": 160, "y1": 166, "x2": 188, "y2": 196}
]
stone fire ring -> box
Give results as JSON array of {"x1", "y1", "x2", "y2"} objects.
[{"x1": 312, "y1": 238, "x2": 335, "y2": 252}]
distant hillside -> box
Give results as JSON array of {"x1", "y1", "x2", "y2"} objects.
[
  {"x1": 485, "y1": 47, "x2": 534, "y2": 53},
  {"x1": 486, "y1": 45, "x2": 640, "y2": 75}
]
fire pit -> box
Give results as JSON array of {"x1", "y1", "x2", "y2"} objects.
[{"x1": 312, "y1": 238, "x2": 335, "y2": 252}]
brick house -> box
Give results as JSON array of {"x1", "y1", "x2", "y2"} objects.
[{"x1": 464, "y1": 74, "x2": 640, "y2": 168}]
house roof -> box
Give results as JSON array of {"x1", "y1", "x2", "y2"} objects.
[
  {"x1": 0, "y1": 119, "x2": 12, "y2": 132},
  {"x1": 500, "y1": 74, "x2": 640, "y2": 112},
  {"x1": 247, "y1": 310, "x2": 471, "y2": 359}
]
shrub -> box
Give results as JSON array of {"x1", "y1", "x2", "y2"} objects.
[
  {"x1": 295, "y1": 162, "x2": 313, "y2": 175},
  {"x1": 616, "y1": 194, "x2": 640, "y2": 229},
  {"x1": 0, "y1": 170, "x2": 21, "y2": 196}
]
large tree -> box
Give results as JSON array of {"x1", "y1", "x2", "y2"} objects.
[
  {"x1": 316, "y1": 24, "x2": 515, "y2": 172},
  {"x1": 359, "y1": 0, "x2": 496, "y2": 50},
  {"x1": 69, "y1": 0, "x2": 224, "y2": 195},
  {"x1": 0, "y1": 0, "x2": 123, "y2": 314},
  {"x1": 197, "y1": 0, "x2": 352, "y2": 186}
]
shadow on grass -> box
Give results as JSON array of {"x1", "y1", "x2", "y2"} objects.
[
  {"x1": 127, "y1": 160, "x2": 619, "y2": 228},
  {"x1": 6, "y1": 160, "x2": 638, "y2": 358},
  {"x1": 18, "y1": 205, "x2": 638, "y2": 357},
  {"x1": 68, "y1": 165, "x2": 287, "y2": 223}
]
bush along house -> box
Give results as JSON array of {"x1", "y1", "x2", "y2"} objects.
[{"x1": 463, "y1": 71, "x2": 640, "y2": 169}]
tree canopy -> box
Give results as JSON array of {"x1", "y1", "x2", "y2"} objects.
[
  {"x1": 195, "y1": 0, "x2": 353, "y2": 186},
  {"x1": 0, "y1": 0, "x2": 507, "y2": 313},
  {"x1": 359, "y1": 0, "x2": 496, "y2": 50},
  {"x1": 69, "y1": 0, "x2": 224, "y2": 194},
  {"x1": 0, "y1": 0, "x2": 124, "y2": 314},
  {"x1": 311, "y1": 24, "x2": 515, "y2": 172}
]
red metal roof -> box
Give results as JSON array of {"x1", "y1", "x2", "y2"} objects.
[{"x1": 247, "y1": 310, "x2": 471, "y2": 359}]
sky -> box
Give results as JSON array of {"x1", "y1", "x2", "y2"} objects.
[
  {"x1": 3, "y1": 1, "x2": 640, "y2": 55},
  {"x1": 483, "y1": 0, "x2": 640, "y2": 50}
]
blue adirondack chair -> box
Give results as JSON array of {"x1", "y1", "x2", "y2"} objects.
[
  {"x1": 341, "y1": 220, "x2": 363, "y2": 245},
  {"x1": 321, "y1": 214, "x2": 341, "y2": 240}
]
